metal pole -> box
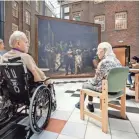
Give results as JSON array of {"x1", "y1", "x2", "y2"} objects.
[
  {"x1": 60, "y1": 1, "x2": 62, "y2": 19},
  {"x1": 0, "y1": 1, "x2": 4, "y2": 40}
]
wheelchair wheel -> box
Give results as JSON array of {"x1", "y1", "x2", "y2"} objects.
[{"x1": 29, "y1": 84, "x2": 52, "y2": 134}]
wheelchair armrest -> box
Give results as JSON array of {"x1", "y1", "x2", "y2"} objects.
[
  {"x1": 8, "y1": 56, "x2": 21, "y2": 63},
  {"x1": 34, "y1": 81, "x2": 44, "y2": 86},
  {"x1": 44, "y1": 77, "x2": 51, "y2": 81}
]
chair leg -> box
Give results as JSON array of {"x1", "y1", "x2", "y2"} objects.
[
  {"x1": 120, "y1": 93, "x2": 126, "y2": 119},
  {"x1": 80, "y1": 91, "x2": 84, "y2": 120},
  {"x1": 135, "y1": 74, "x2": 139, "y2": 102},
  {"x1": 102, "y1": 98, "x2": 108, "y2": 133},
  {"x1": 100, "y1": 99, "x2": 102, "y2": 110}
]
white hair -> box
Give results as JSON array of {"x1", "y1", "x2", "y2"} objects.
[
  {"x1": 9, "y1": 31, "x2": 27, "y2": 48},
  {"x1": 98, "y1": 42, "x2": 115, "y2": 58},
  {"x1": 0, "y1": 39, "x2": 3, "y2": 44}
]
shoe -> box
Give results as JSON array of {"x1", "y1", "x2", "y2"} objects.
[
  {"x1": 129, "y1": 87, "x2": 135, "y2": 91},
  {"x1": 75, "y1": 102, "x2": 80, "y2": 109},
  {"x1": 126, "y1": 84, "x2": 130, "y2": 87},
  {"x1": 87, "y1": 103, "x2": 94, "y2": 112}
]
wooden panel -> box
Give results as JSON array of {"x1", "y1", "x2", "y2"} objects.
[{"x1": 113, "y1": 48, "x2": 126, "y2": 66}]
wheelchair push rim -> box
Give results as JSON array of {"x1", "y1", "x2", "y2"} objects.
[{"x1": 29, "y1": 84, "x2": 52, "y2": 134}]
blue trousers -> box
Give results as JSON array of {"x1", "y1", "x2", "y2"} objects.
[{"x1": 128, "y1": 72, "x2": 135, "y2": 85}]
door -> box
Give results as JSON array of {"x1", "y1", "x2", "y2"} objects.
[{"x1": 113, "y1": 46, "x2": 130, "y2": 66}]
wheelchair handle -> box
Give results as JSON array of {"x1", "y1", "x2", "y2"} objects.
[{"x1": 8, "y1": 56, "x2": 21, "y2": 63}]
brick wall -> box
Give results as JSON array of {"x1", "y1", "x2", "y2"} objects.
[
  {"x1": 4, "y1": 1, "x2": 44, "y2": 59},
  {"x1": 62, "y1": 1, "x2": 139, "y2": 58}
]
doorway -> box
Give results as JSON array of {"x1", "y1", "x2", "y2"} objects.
[{"x1": 113, "y1": 45, "x2": 130, "y2": 66}]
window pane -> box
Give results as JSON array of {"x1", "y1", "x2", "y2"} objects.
[
  {"x1": 25, "y1": 10, "x2": 30, "y2": 25},
  {"x1": 94, "y1": 15, "x2": 105, "y2": 31},
  {"x1": 26, "y1": 30, "x2": 30, "y2": 44},
  {"x1": 94, "y1": 0, "x2": 105, "y2": 4},
  {"x1": 64, "y1": 16, "x2": 69, "y2": 19},
  {"x1": 73, "y1": 12, "x2": 81, "y2": 21},
  {"x1": 26, "y1": 0, "x2": 30, "y2": 4},
  {"x1": 64, "y1": 7, "x2": 69, "y2": 13},
  {"x1": 36, "y1": 1, "x2": 40, "y2": 12},
  {"x1": 115, "y1": 12, "x2": 127, "y2": 30},
  {"x1": 12, "y1": 1, "x2": 18, "y2": 18},
  {"x1": 12, "y1": 23, "x2": 18, "y2": 32}
]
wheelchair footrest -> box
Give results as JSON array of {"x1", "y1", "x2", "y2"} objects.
[
  {"x1": 0, "y1": 114, "x2": 29, "y2": 139},
  {"x1": 0, "y1": 124, "x2": 28, "y2": 139}
]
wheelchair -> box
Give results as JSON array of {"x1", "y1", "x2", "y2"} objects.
[{"x1": 0, "y1": 57, "x2": 57, "y2": 136}]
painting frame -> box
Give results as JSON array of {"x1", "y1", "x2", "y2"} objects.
[{"x1": 35, "y1": 15, "x2": 101, "y2": 78}]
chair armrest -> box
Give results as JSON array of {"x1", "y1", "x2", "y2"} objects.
[{"x1": 81, "y1": 89, "x2": 102, "y2": 98}]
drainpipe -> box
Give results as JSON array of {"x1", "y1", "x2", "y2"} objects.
[{"x1": 0, "y1": 1, "x2": 4, "y2": 40}]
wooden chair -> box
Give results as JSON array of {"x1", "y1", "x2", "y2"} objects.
[{"x1": 80, "y1": 67, "x2": 129, "y2": 133}]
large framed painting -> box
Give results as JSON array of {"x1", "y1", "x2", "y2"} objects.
[{"x1": 35, "y1": 15, "x2": 101, "y2": 78}]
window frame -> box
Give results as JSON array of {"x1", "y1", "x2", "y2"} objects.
[
  {"x1": 94, "y1": 15, "x2": 105, "y2": 32},
  {"x1": 64, "y1": 7, "x2": 70, "y2": 13},
  {"x1": 64, "y1": 15, "x2": 69, "y2": 19},
  {"x1": 26, "y1": 30, "x2": 30, "y2": 44},
  {"x1": 94, "y1": 0, "x2": 105, "y2": 4},
  {"x1": 25, "y1": 10, "x2": 31, "y2": 25},
  {"x1": 12, "y1": 1, "x2": 18, "y2": 18},
  {"x1": 115, "y1": 12, "x2": 127, "y2": 30},
  {"x1": 12, "y1": 23, "x2": 18, "y2": 32},
  {"x1": 72, "y1": 12, "x2": 81, "y2": 21},
  {"x1": 36, "y1": 0, "x2": 40, "y2": 13},
  {"x1": 26, "y1": 0, "x2": 31, "y2": 5}
]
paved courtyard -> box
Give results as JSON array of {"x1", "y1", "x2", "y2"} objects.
[{"x1": 19, "y1": 78, "x2": 139, "y2": 139}]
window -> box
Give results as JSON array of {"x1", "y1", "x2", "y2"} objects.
[
  {"x1": 12, "y1": 23, "x2": 18, "y2": 32},
  {"x1": 115, "y1": 12, "x2": 127, "y2": 30},
  {"x1": 94, "y1": 15, "x2": 105, "y2": 32},
  {"x1": 64, "y1": 15, "x2": 69, "y2": 19},
  {"x1": 26, "y1": 30, "x2": 30, "y2": 44},
  {"x1": 94, "y1": 0, "x2": 105, "y2": 4},
  {"x1": 25, "y1": 10, "x2": 31, "y2": 25},
  {"x1": 26, "y1": 0, "x2": 31, "y2": 5},
  {"x1": 36, "y1": 1, "x2": 40, "y2": 12},
  {"x1": 64, "y1": 7, "x2": 69, "y2": 13},
  {"x1": 73, "y1": 12, "x2": 81, "y2": 21},
  {"x1": 12, "y1": 1, "x2": 18, "y2": 18}
]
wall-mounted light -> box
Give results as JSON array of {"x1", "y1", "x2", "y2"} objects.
[{"x1": 118, "y1": 40, "x2": 124, "y2": 43}]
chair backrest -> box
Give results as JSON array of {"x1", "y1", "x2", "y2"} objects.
[
  {"x1": 106, "y1": 67, "x2": 129, "y2": 93},
  {"x1": 0, "y1": 62, "x2": 29, "y2": 102}
]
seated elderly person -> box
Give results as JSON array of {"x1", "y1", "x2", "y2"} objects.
[
  {"x1": 2, "y1": 31, "x2": 54, "y2": 92},
  {"x1": 75, "y1": 42, "x2": 122, "y2": 112}
]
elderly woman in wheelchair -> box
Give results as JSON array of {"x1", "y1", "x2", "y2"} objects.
[{"x1": 0, "y1": 31, "x2": 57, "y2": 135}]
